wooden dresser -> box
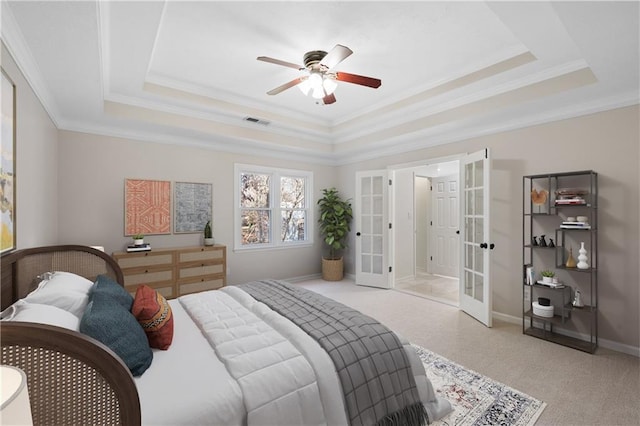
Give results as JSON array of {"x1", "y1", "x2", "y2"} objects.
[{"x1": 112, "y1": 245, "x2": 226, "y2": 299}]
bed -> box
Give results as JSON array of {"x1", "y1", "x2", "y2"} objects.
[{"x1": 1, "y1": 245, "x2": 451, "y2": 426}]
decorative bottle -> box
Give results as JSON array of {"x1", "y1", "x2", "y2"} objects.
[
  {"x1": 566, "y1": 247, "x2": 577, "y2": 268},
  {"x1": 577, "y1": 242, "x2": 589, "y2": 269}
]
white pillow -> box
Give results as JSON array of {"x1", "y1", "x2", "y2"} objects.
[
  {"x1": 23, "y1": 271, "x2": 93, "y2": 318},
  {"x1": 1, "y1": 300, "x2": 80, "y2": 331}
]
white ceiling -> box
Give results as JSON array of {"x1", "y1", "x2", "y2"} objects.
[{"x1": 2, "y1": 1, "x2": 638, "y2": 165}]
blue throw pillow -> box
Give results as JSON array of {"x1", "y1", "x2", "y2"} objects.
[
  {"x1": 80, "y1": 291, "x2": 152, "y2": 376},
  {"x1": 92, "y1": 274, "x2": 134, "y2": 310}
]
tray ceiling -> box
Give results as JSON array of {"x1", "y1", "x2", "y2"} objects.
[{"x1": 2, "y1": 1, "x2": 638, "y2": 164}]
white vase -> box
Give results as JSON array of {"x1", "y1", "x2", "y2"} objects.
[{"x1": 577, "y1": 241, "x2": 589, "y2": 269}]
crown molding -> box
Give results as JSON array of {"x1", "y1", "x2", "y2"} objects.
[{"x1": 1, "y1": 2, "x2": 61, "y2": 127}]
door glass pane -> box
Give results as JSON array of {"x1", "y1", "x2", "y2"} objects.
[
  {"x1": 465, "y1": 270, "x2": 473, "y2": 296},
  {"x1": 362, "y1": 177, "x2": 371, "y2": 194},
  {"x1": 362, "y1": 216, "x2": 371, "y2": 234},
  {"x1": 372, "y1": 216, "x2": 382, "y2": 234},
  {"x1": 465, "y1": 163, "x2": 473, "y2": 187},
  {"x1": 466, "y1": 190, "x2": 473, "y2": 215},
  {"x1": 474, "y1": 188, "x2": 483, "y2": 215},
  {"x1": 362, "y1": 236, "x2": 372, "y2": 254},
  {"x1": 372, "y1": 176, "x2": 383, "y2": 194},
  {"x1": 475, "y1": 273, "x2": 484, "y2": 302},
  {"x1": 465, "y1": 217, "x2": 473, "y2": 242},
  {"x1": 465, "y1": 244, "x2": 473, "y2": 269},
  {"x1": 475, "y1": 218, "x2": 483, "y2": 245},
  {"x1": 474, "y1": 246, "x2": 484, "y2": 274},
  {"x1": 362, "y1": 255, "x2": 371, "y2": 273},
  {"x1": 373, "y1": 196, "x2": 383, "y2": 214},
  {"x1": 373, "y1": 236, "x2": 383, "y2": 254},
  {"x1": 362, "y1": 196, "x2": 371, "y2": 214},
  {"x1": 372, "y1": 255, "x2": 383, "y2": 274},
  {"x1": 474, "y1": 159, "x2": 483, "y2": 187}
]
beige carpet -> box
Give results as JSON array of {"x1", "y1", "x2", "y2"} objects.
[{"x1": 295, "y1": 278, "x2": 640, "y2": 426}]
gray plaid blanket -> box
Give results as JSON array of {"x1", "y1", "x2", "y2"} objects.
[{"x1": 238, "y1": 279, "x2": 428, "y2": 426}]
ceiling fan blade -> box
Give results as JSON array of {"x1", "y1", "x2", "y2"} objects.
[
  {"x1": 257, "y1": 56, "x2": 303, "y2": 70},
  {"x1": 322, "y1": 93, "x2": 337, "y2": 105},
  {"x1": 320, "y1": 44, "x2": 353, "y2": 70},
  {"x1": 267, "y1": 77, "x2": 306, "y2": 95},
  {"x1": 336, "y1": 72, "x2": 382, "y2": 89}
]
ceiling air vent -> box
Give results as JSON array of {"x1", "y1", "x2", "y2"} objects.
[{"x1": 243, "y1": 116, "x2": 270, "y2": 126}]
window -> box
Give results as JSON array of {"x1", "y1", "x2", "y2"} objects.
[{"x1": 235, "y1": 164, "x2": 313, "y2": 250}]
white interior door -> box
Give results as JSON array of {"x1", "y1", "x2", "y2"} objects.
[
  {"x1": 459, "y1": 149, "x2": 493, "y2": 327},
  {"x1": 355, "y1": 170, "x2": 390, "y2": 288},
  {"x1": 430, "y1": 174, "x2": 459, "y2": 277}
]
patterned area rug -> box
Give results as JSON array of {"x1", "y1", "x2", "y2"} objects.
[{"x1": 414, "y1": 345, "x2": 547, "y2": 426}]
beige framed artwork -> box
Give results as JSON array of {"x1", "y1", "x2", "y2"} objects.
[
  {"x1": 124, "y1": 179, "x2": 171, "y2": 236},
  {"x1": 1, "y1": 69, "x2": 16, "y2": 253}
]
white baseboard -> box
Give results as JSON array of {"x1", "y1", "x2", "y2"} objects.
[
  {"x1": 286, "y1": 273, "x2": 322, "y2": 283},
  {"x1": 493, "y1": 311, "x2": 640, "y2": 358}
]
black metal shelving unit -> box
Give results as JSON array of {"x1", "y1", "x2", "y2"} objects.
[{"x1": 522, "y1": 170, "x2": 598, "y2": 353}]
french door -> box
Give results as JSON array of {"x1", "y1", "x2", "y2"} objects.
[
  {"x1": 459, "y1": 149, "x2": 493, "y2": 326},
  {"x1": 355, "y1": 170, "x2": 390, "y2": 288}
]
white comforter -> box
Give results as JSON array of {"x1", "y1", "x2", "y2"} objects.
[{"x1": 135, "y1": 286, "x2": 450, "y2": 425}]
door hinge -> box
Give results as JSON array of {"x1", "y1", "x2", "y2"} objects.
[
  {"x1": 430, "y1": 221, "x2": 433, "y2": 226},
  {"x1": 430, "y1": 256, "x2": 433, "y2": 261},
  {"x1": 389, "y1": 223, "x2": 392, "y2": 229},
  {"x1": 389, "y1": 266, "x2": 392, "y2": 272},
  {"x1": 389, "y1": 179, "x2": 392, "y2": 186}
]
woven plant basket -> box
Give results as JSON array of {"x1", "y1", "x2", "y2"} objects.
[{"x1": 322, "y1": 257, "x2": 344, "y2": 281}]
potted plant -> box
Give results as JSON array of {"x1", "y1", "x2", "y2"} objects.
[
  {"x1": 541, "y1": 270, "x2": 555, "y2": 284},
  {"x1": 204, "y1": 220, "x2": 214, "y2": 246},
  {"x1": 132, "y1": 234, "x2": 144, "y2": 246},
  {"x1": 317, "y1": 187, "x2": 353, "y2": 281}
]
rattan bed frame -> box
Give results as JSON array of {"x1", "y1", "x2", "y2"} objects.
[{"x1": 1, "y1": 245, "x2": 140, "y2": 425}]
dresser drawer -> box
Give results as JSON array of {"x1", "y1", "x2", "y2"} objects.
[
  {"x1": 178, "y1": 247, "x2": 224, "y2": 264},
  {"x1": 122, "y1": 267, "x2": 174, "y2": 287},
  {"x1": 115, "y1": 251, "x2": 173, "y2": 269},
  {"x1": 178, "y1": 263, "x2": 224, "y2": 280}
]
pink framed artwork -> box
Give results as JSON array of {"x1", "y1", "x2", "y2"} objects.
[{"x1": 125, "y1": 179, "x2": 171, "y2": 236}]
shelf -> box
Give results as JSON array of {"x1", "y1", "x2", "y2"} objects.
[
  {"x1": 524, "y1": 327, "x2": 596, "y2": 353},
  {"x1": 556, "y1": 265, "x2": 596, "y2": 272},
  {"x1": 524, "y1": 310, "x2": 569, "y2": 325},
  {"x1": 523, "y1": 170, "x2": 598, "y2": 353}
]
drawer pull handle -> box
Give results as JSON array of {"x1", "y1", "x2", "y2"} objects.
[{"x1": 145, "y1": 270, "x2": 148, "y2": 273}]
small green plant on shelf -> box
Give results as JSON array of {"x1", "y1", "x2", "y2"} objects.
[
  {"x1": 541, "y1": 270, "x2": 555, "y2": 277},
  {"x1": 132, "y1": 233, "x2": 144, "y2": 240}
]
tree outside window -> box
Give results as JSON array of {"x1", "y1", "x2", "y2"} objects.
[{"x1": 236, "y1": 165, "x2": 313, "y2": 250}]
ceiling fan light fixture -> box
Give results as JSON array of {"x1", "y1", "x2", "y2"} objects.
[{"x1": 322, "y1": 76, "x2": 337, "y2": 95}]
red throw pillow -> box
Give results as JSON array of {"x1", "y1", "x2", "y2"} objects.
[{"x1": 132, "y1": 285, "x2": 174, "y2": 350}]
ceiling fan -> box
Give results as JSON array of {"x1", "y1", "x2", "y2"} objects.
[{"x1": 257, "y1": 44, "x2": 382, "y2": 105}]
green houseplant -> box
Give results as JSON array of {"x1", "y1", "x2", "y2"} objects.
[
  {"x1": 317, "y1": 188, "x2": 353, "y2": 281},
  {"x1": 132, "y1": 234, "x2": 144, "y2": 245},
  {"x1": 203, "y1": 220, "x2": 214, "y2": 246}
]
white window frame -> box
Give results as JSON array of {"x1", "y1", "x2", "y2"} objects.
[{"x1": 234, "y1": 163, "x2": 314, "y2": 251}]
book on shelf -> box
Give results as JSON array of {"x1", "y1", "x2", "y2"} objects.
[
  {"x1": 561, "y1": 223, "x2": 591, "y2": 229},
  {"x1": 555, "y1": 199, "x2": 586, "y2": 205},
  {"x1": 126, "y1": 243, "x2": 151, "y2": 252}
]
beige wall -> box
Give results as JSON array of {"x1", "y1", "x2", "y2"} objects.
[
  {"x1": 56, "y1": 131, "x2": 336, "y2": 285},
  {"x1": 5, "y1": 42, "x2": 638, "y2": 352},
  {"x1": 338, "y1": 105, "x2": 640, "y2": 350},
  {"x1": 1, "y1": 42, "x2": 59, "y2": 249}
]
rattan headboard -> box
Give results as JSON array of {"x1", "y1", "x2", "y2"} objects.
[
  {"x1": 1, "y1": 245, "x2": 140, "y2": 425},
  {"x1": 1, "y1": 244, "x2": 124, "y2": 310}
]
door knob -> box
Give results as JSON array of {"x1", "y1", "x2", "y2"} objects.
[
  {"x1": 480, "y1": 242, "x2": 488, "y2": 249},
  {"x1": 490, "y1": 243, "x2": 495, "y2": 250},
  {"x1": 356, "y1": 232, "x2": 361, "y2": 236}
]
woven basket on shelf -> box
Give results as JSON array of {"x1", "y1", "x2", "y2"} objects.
[{"x1": 322, "y1": 257, "x2": 344, "y2": 281}]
